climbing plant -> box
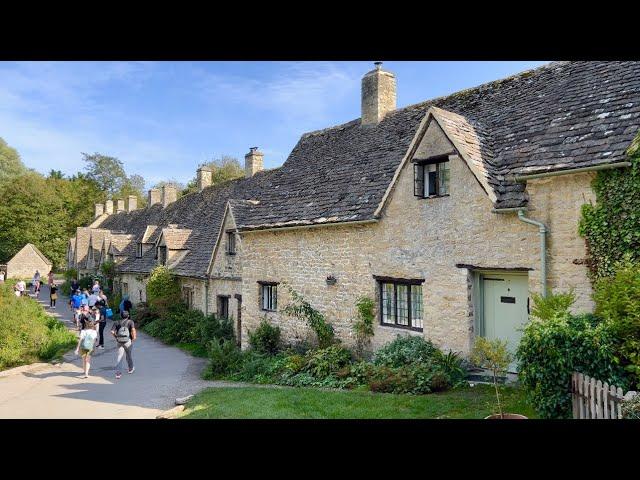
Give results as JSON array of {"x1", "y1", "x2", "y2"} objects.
[
  {"x1": 281, "y1": 283, "x2": 336, "y2": 348},
  {"x1": 578, "y1": 135, "x2": 640, "y2": 282},
  {"x1": 352, "y1": 296, "x2": 375, "y2": 359}
]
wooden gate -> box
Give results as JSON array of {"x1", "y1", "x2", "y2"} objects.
[{"x1": 571, "y1": 372, "x2": 634, "y2": 419}]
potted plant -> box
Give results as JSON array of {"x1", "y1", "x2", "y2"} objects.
[{"x1": 470, "y1": 337, "x2": 527, "y2": 419}]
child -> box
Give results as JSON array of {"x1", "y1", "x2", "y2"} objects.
[
  {"x1": 75, "y1": 319, "x2": 98, "y2": 378},
  {"x1": 50, "y1": 284, "x2": 58, "y2": 308}
]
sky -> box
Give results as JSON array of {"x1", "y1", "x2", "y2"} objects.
[{"x1": 0, "y1": 61, "x2": 548, "y2": 189}]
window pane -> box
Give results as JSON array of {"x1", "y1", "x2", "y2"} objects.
[
  {"x1": 271, "y1": 286, "x2": 277, "y2": 310},
  {"x1": 411, "y1": 285, "x2": 423, "y2": 329},
  {"x1": 382, "y1": 283, "x2": 395, "y2": 323},
  {"x1": 397, "y1": 284, "x2": 408, "y2": 326},
  {"x1": 438, "y1": 161, "x2": 450, "y2": 195}
]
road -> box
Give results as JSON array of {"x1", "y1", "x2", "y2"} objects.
[{"x1": 0, "y1": 283, "x2": 223, "y2": 419}]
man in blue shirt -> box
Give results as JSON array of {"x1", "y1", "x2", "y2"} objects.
[{"x1": 70, "y1": 290, "x2": 84, "y2": 328}]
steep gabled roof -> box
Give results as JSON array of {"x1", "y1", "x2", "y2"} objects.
[{"x1": 10, "y1": 243, "x2": 53, "y2": 266}]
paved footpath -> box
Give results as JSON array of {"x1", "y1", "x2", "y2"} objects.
[{"x1": 0, "y1": 284, "x2": 236, "y2": 419}]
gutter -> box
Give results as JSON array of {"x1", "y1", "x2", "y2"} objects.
[
  {"x1": 492, "y1": 207, "x2": 547, "y2": 297},
  {"x1": 515, "y1": 162, "x2": 631, "y2": 182}
]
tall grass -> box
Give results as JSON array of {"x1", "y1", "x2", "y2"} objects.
[{"x1": 0, "y1": 282, "x2": 76, "y2": 370}]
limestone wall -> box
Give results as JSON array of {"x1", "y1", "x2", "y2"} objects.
[
  {"x1": 118, "y1": 273, "x2": 148, "y2": 305},
  {"x1": 7, "y1": 246, "x2": 51, "y2": 279},
  {"x1": 240, "y1": 152, "x2": 596, "y2": 355}
]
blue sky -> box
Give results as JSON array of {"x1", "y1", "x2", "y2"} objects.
[{"x1": 0, "y1": 61, "x2": 548, "y2": 188}]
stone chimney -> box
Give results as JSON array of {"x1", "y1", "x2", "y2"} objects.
[
  {"x1": 197, "y1": 165, "x2": 213, "y2": 191},
  {"x1": 94, "y1": 203, "x2": 104, "y2": 218},
  {"x1": 148, "y1": 188, "x2": 161, "y2": 207},
  {"x1": 116, "y1": 199, "x2": 125, "y2": 213},
  {"x1": 105, "y1": 200, "x2": 114, "y2": 215},
  {"x1": 245, "y1": 147, "x2": 264, "y2": 178},
  {"x1": 162, "y1": 184, "x2": 177, "y2": 207},
  {"x1": 127, "y1": 195, "x2": 138, "y2": 213},
  {"x1": 361, "y1": 61, "x2": 396, "y2": 127}
]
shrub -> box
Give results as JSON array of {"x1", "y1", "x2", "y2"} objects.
[
  {"x1": 145, "y1": 266, "x2": 182, "y2": 315},
  {"x1": 248, "y1": 318, "x2": 281, "y2": 355},
  {"x1": 436, "y1": 350, "x2": 467, "y2": 387},
  {"x1": 352, "y1": 296, "x2": 375, "y2": 359},
  {"x1": 374, "y1": 335, "x2": 440, "y2": 368},
  {"x1": 530, "y1": 290, "x2": 576, "y2": 320},
  {"x1": 593, "y1": 262, "x2": 640, "y2": 387},
  {"x1": 622, "y1": 394, "x2": 640, "y2": 420},
  {"x1": 282, "y1": 284, "x2": 336, "y2": 348},
  {"x1": 132, "y1": 302, "x2": 158, "y2": 329},
  {"x1": 517, "y1": 313, "x2": 628, "y2": 419},
  {"x1": 203, "y1": 339, "x2": 244, "y2": 379},
  {"x1": 303, "y1": 345, "x2": 352, "y2": 378},
  {"x1": 471, "y1": 337, "x2": 513, "y2": 417}
]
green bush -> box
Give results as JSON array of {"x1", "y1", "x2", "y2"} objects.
[
  {"x1": 303, "y1": 345, "x2": 352, "y2": 378},
  {"x1": 353, "y1": 296, "x2": 375, "y2": 359},
  {"x1": 516, "y1": 313, "x2": 628, "y2": 419},
  {"x1": 203, "y1": 339, "x2": 244, "y2": 379},
  {"x1": 374, "y1": 335, "x2": 440, "y2": 368},
  {"x1": 248, "y1": 318, "x2": 281, "y2": 355},
  {"x1": 0, "y1": 283, "x2": 76, "y2": 370},
  {"x1": 530, "y1": 290, "x2": 576, "y2": 321},
  {"x1": 593, "y1": 262, "x2": 640, "y2": 388},
  {"x1": 145, "y1": 266, "x2": 182, "y2": 315},
  {"x1": 622, "y1": 394, "x2": 640, "y2": 419}
]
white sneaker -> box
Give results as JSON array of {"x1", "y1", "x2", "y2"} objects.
[{"x1": 128, "y1": 367, "x2": 135, "y2": 374}]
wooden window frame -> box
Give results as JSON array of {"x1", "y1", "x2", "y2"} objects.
[
  {"x1": 413, "y1": 155, "x2": 450, "y2": 199},
  {"x1": 217, "y1": 295, "x2": 230, "y2": 319},
  {"x1": 375, "y1": 276, "x2": 424, "y2": 332},
  {"x1": 226, "y1": 231, "x2": 236, "y2": 255},
  {"x1": 136, "y1": 243, "x2": 143, "y2": 258},
  {"x1": 258, "y1": 281, "x2": 278, "y2": 312}
]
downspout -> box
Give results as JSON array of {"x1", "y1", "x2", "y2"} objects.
[
  {"x1": 516, "y1": 209, "x2": 547, "y2": 298},
  {"x1": 205, "y1": 278, "x2": 209, "y2": 316}
]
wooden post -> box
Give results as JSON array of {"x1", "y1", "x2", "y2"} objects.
[
  {"x1": 578, "y1": 373, "x2": 585, "y2": 419},
  {"x1": 602, "y1": 382, "x2": 610, "y2": 419}
]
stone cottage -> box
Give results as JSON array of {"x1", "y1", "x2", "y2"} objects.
[
  {"x1": 69, "y1": 61, "x2": 640, "y2": 359},
  {"x1": 3, "y1": 243, "x2": 52, "y2": 279}
]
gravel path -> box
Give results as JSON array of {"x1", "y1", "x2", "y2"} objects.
[{"x1": 0, "y1": 284, "x2": 245, "y2": 419}]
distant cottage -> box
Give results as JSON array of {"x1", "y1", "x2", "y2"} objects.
[
  {"x1": 3, "y1": 243, "x2": 52, "y2": 279},
  {"x1": 67, "y1": 61, "x2": 640, "y2": 365}
]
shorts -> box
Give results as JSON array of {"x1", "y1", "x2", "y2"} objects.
[{"x1": 80, "y1": 348, "x2": 93, "y2": 355}]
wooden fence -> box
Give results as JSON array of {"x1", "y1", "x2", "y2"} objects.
[{"x1": 571, "y1": 372, "x2": 632, "y2": 419}]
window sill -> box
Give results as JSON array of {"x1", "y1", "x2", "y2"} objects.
[
  {"x1": 379, "y1": 322, "x2": 424, "y2": 333},
  {"x1": 261, "y1": 308, "x2": 277, "y2": 312},
  {"x1": 415, "y1": 194, "x2": 450, "y2": 200}
]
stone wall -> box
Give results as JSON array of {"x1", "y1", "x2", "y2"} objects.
[
  {"x1": 240, "y1": 148, "x2": 596, "y2": 355},
  {"x1": 119, "y1": 273, "x2": 148, "y2": 305}
]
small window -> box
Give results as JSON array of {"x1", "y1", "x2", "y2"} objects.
[
  {"x1": 122, "y1": 282, "x2": 129, "y2": 297},
  {"x1": 378, "y1": 279, "x2": 423, "y2": 331},
  {"x1": 414, "y1": 158, "x2": 450, "y2": 198},
  {"x1": 260, "y1": 283, "x2": 278, "y2": 311},
  {"x1": 182, "y1": 286, "x2": 194, "y2": 309},
  {"x1": 218, "y1": 295, "x2": 230, "y2": 319},
  {"x1": 157, "y1": 246, "x2": 167, "y2": 265},
  {"x1": 136, "y1": 243, "x2": 143, "y2": 258},
  {"x1": 227, "y1": 232, "x2": 236, "y2": 255}
]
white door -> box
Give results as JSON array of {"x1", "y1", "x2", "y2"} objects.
[{"x1": 482, "y1": 273, "x2": 529, "y2": 371}]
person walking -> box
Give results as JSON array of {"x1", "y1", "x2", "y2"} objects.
[
  {"x1": 95, "y1": 291, "x2": 109, "y2": 349},
  {"x1": 88, "y1": 289, "x2": 99, "y2": 308},
  {"x1": 0, "y1": 270, "x2": 5, "y2": 283},
  {"x1": 17, "y1": 280, "x2": 26, "y2": 297},
  {"x1": 80, "y1": 289, "x2": 89, "y2": 307},
  {"x1": 119, "y1": 295, "x2": 132, "y2": 315},
  {"x1": 70, "y1": 290, "x2": 84, "y2": 328},
  {"x1": 70, "y1": 278, "x2": 79, "y2": 293},
  {"x1": 47, "y1": 271, "x2": 54, "y2": 288},
  {"x1": 75, "y1": 319, "x2": 98, "y2": 378},
  {"x1": 92, "y1": 280, "x2": 101, "y2": 295},
  {"x1": 50, "y1": 284, "x2": 58, "y2": 308},
  {"x1": 111, "y1": 310, "x2": 136, "y2": 379},
  {"x1": 32, "y1": 270, "x2": 41, "y2": 297}
]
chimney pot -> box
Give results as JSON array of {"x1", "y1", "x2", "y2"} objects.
[
  {"x1": 361, "y1": 62, "x2": 396, "y2": 126},
  {"x1": 245, "y1": 147, "x2": 264, "y2": 178}
]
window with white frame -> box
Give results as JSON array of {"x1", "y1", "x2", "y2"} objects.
[
  {"x1": 378, "y1": 278, "x2": 424, "y2": 331},
  {"x1": 414, "y1": 157, "x2": 450, "y2": 198},
  {"x1": 260, "y1": 282, "x2": 278, "y2": 311}
]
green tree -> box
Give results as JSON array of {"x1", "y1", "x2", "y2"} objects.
[
  {"x1": 0, "y1": 137, "x2": 27, "y2": 184},
  {"x1": 119, "y1": 174, "x2": 148, "y2": 208},
  {"x1": 82, "y1": 152, "x2": 128, "y2": 196},
  {"x1": 183, "y1": 156, "x2": 244, "y2": 195},
  {"x1": 48, "y1": 170, "x2": 65, "y2": 180}
]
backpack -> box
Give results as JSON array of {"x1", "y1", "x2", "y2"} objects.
[
  {"x1": 115, "y1": 321, "x2": 131, "y2": 343},
  {"x1": 81, "y1": 330, "x2": 96, "y2": 351},
  {"x1": 105, "y1": 308, "x2": 113, "y2": 319}
]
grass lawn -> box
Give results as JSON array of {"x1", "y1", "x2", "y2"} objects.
[{"x1": 179, "y1": 384, "x2": 538, "y2": 419}]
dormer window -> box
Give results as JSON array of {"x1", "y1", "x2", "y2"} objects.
[
  {"x1": 414, "y1": 157, "x2": 450, "y2": 198},
  {"x1": 227, "y1": 231, "x2": 236, "y2": 255},
  {"x1": 136, "y1": 243, "x2": 143, "y2": 258}
]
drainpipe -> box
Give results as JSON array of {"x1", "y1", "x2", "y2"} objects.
[
  {"x1": 205, "y1": 278, "x2": 209, "y2": 316},
  {"x1": 517, "y1": 209, "x2": 547, "y2": 298}
]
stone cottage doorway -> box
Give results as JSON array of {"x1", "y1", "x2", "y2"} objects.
[{"x1": 473, "y1": 270, "x2": 529, "y2": 372}]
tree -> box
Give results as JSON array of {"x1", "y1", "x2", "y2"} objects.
[
  {"x1": 119, "y1": 174, "x2": 147, "y2": 208},
  {"x1": 48, "y1": 170, "x2": 65, "y2": 179},
  {"x1": 183, "y1": 155, "x2": 244, "y2": 195},
  {"x1": 0, "y1": 137, "x2": 27, "y2": 184},
  {"x1": 82, "y1": 152, "x2": 128, "y2": 196}
]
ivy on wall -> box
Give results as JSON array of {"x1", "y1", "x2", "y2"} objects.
[{"x1": 578, "y1": 135, "x2": 640, "y2": 282}]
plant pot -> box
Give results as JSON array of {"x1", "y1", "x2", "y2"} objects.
[{"x1": 484, "y1": 413, "x2": 528, "y2": 419}]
